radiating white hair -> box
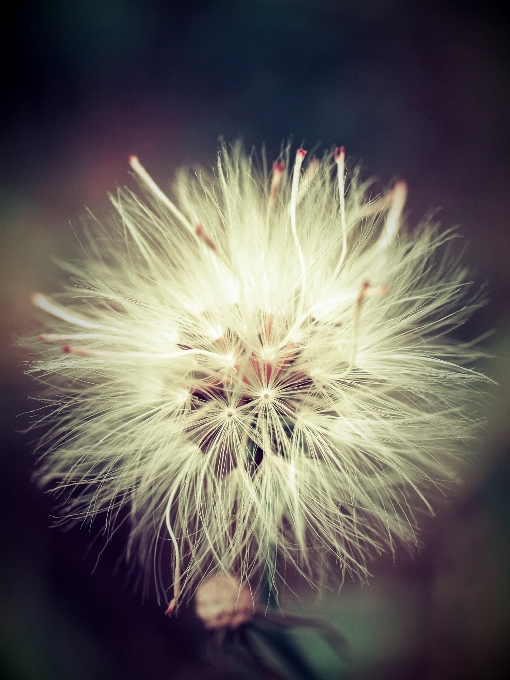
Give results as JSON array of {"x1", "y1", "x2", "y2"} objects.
[{"x1": 26, "y1": 143, "x2": 488, "y2": 612}]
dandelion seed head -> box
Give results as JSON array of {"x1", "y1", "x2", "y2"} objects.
[{"x1": 26, "y1": 142, "x2": 489, "y2": 610}]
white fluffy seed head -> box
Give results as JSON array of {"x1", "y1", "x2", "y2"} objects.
[{"x1": 26, "y1": 143, "x2": 488, "y2": 609}]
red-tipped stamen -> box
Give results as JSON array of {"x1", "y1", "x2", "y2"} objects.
[
  {"x1": 365, "y1": 284, "x2": 390, "y2": 299},
  {"x1": 165, "y1": 599, "x2": 177, "y2": 616},
  {"x1": 195, "y1": 223, "x2": 234, "y2": 271},
  {"x1": 268, "y1": 162, "x2": 284, "y2": 212},
  {"x1": 372, "y1": 180, "x2": 408, "y2": 253},
  {"x1": 349, "y1": 280, "x2": 390, "y2": 367},
  {"x1": 62, "y1": 345, "x2": 100, "y2": 357},
  {"x1": 387, "y1": 180, "x2": 407, "y2": 238},
  {"x1": 333, "y1": 146, "x2": 345, "y2": 162},
  {"x1": 356, "y1": 280, "x2": 371, "y2": 310},
  {"x1": 290, "y1": 149, "x2": 308, "y2": 311},
  {"x1": 195, "y1": 224, "x2": 218, "y2": 252},
  {"x1": 333, "y1": 146, "x2": 348, "y2": 276}
]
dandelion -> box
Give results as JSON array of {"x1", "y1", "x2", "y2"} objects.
[{"x1": 27, "y1": 143, "x2": 487, "y2": 613}]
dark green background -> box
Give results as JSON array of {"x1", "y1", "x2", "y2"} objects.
[{"x1": 2, "y1": 1, "x2": 510, "y2": 678}]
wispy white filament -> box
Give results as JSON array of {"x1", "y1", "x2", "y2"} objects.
[{"x1": 26, "y1": 143, "x2": 488, "y2": 609}]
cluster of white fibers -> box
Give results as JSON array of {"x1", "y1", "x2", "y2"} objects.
[{"x1": 26, "y1": 143, "x2": 488, "y2": 612}]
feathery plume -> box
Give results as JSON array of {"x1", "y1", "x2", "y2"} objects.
[{"x1": 26, "y1": 143, "x2": 488, "y2": 612}]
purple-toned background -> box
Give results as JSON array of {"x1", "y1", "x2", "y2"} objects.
[{"x1": 2, "y1": 1, "x2": 510, "y2": 678}]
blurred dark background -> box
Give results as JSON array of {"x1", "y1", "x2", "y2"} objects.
[{"x1": 1, "y1": 1, "x2": 510, "y2": 678}]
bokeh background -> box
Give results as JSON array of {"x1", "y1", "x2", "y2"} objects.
[{"x1": 2, "y1": 1, "x2": 510, "y2": 678}]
